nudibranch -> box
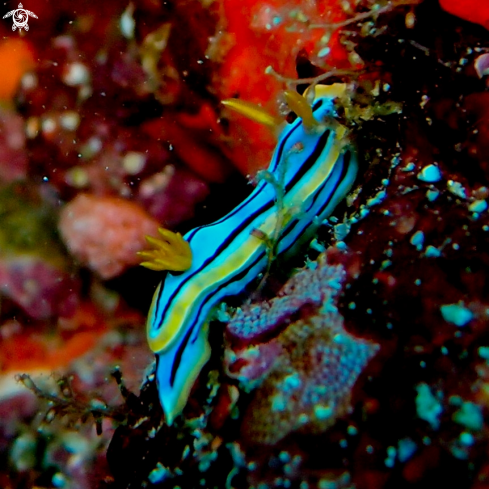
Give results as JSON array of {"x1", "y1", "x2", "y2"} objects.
[{"x1": 143, "y1": 84, "x2": 358, "y2": 425}]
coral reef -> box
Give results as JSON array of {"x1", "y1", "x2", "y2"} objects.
[
  {"x1": 225, "y1": 259, "x2": 379, "y2": 445},
  {"x1": 0, "y1": 0, "x2": 489, "y2": 488}
]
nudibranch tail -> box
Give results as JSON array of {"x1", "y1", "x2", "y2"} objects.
[
  {"x1": 138, "y1": 227, "x2": 192, "y2": 272},
  {"x1": 155, "y1": 320, "x2": 211, "y2": 425},
  {"x1": 146, "y1": 83, "x2": 358, "y2": 425}
]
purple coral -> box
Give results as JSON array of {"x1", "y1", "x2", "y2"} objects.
[
  {"x1": 227, "y1": 262, "x2": 345, "y2": 343},
  {"x1": 225, "y1": 259, "x2": 379, "y2": 444}
]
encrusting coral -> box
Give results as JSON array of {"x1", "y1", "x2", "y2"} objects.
[{"x1": 225, "y1": 255, "x2": 379, "y2": 444}]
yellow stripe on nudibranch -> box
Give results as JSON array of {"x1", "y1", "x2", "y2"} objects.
[{"x1": 145, "y1": 83, "x2": 359, "y2": 425}]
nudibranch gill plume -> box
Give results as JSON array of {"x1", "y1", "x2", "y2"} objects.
[{"x1": 142, "y1": 84, "x2": 359, "y2": 425}]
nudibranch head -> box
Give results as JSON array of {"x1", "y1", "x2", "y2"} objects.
[{"x1": 138, "y1": 227, "x2": 192, "y2": 272}]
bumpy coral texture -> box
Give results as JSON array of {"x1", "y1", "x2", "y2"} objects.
[{"x1": 225, "y1": 259, "x2": 378, "y2": 444}]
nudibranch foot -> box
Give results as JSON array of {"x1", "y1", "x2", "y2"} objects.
[{"x1": 138, "y1": 227, "x2": 192, "y2": 272}]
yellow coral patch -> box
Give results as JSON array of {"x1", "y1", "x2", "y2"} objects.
[{"x1": 138, "y1": 227, "x2": 192, "y2": 272}]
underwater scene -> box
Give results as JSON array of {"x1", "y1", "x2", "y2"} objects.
[{"x1": 0, "y1": 0, "x2": 488, "y2": 487}]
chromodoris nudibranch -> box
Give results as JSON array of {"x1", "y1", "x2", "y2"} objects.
[{"x1": 145, "y1": 84, "x2": 358, "y2": 424}]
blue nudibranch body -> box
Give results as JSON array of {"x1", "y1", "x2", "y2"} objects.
[{"x1": 146, "y1": 84, "x2": 358, "y2": 424}]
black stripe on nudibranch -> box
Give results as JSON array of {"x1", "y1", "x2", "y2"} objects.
[
  {"x1": 315, "y1": 151, "x2": 352, "y2": 218},
  {"x1": 153, "y1": 128, "x2": 335, "y2": 333},
  {"x1": 152, "y1": 124, "x2": 308, "y2": 331},
  {"x1": 169, "y1": 251, "x2": 266, "y2": 384},
  {"x1": 277, "y1": 152, "x2": 353, "y2": 259},
  {"x1": 283, "y1": 129, "x2": 331, "y2": 194},
  {"x1": 154, "y1": 198, "x2": 276, "y2": 331},
  {"x1": 167, "y1": 149, "x2": 351, "y2": 386},
  {"x1": 276, "y1": 161, "x2": 341, "y2": 248},
  {"x1": 169, "y1": 324, "x2": 193, "y2": 386},
  {"x1": 304, "y1": 153, "x2": 345, "y2": 214},
  {"x1": 187, "y1": 250, "x2": 267, "y2": 343},
  {"x1": 183, "y1": 118, "x2": 304, "y2": 245},
  {"x1": 312, "y1": 99, "x2": 323, "y2": 111},
  {"x1": 151, "y1": 278, "x2": 165, "y2": 330},
  {"x1": 178, "y1": 98, "x2": 326, "y2": 247}
]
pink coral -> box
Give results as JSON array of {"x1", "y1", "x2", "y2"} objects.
[
  {"x1": 242, "y1": 315, "x2": 378, "y2": 444},
  {"x1": 227, "y1": 262, "x2": 341, "y2": 344},
  {"x1": 225, "y1": 259, "x2": 378, "y2": 444},
  {"x1": 59, "y1": 194, "x2": 159, "y2": 279}
]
